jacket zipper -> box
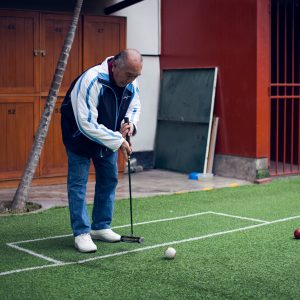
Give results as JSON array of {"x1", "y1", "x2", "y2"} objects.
[
  {"x1": 101, "y1": 83, "x2": 119, "y2": 131},
  {"x1": 101, "y1": 83, "x2": 129, "y2": 131},
  {"x1": 98, "y1": 83, "x2": 129, "y2": 158}
]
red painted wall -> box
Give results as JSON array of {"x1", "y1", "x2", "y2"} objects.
[{"x1": 160, "y1": 0, "x2": 270, "y2": 158}]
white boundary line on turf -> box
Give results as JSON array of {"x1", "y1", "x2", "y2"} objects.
[
  {"x1": 1, "y1": 214, "x2": 300, "y2": 277},
  {"x1": 10, "y1": 234, "x2": 72, "y2": 245},
  {"x1": 3, "y1": 210, "x2": 270, "y2": 268},
  {"x1": 210, "y1": 212, "x2": 269, "y2": 223},
  {"x1": 8, "y1": 211, "x2": 266, "y2": 245},
  {"x1": 76, "y1": 214, "x2": 299, "y2": 264},
  {"x1": 0, "y1": 262, "x2": 74, "y2": 276},
  {"x1": 9, "y1": 211, "x2": 213, "y2": 245},
  {"x1": 7, "y1": 243, "x2": 64, "y2": 264},
  {"x1": 113, "y1": 211, "x2": 212, "y2": 228}
]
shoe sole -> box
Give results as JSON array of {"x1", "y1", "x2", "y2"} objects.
[
  {"x1": 90, "y1": 235, "x2": 120, "y2": 243},
  {"x1": 74, "y1": 244, "x2": 97, "y2": 253}
]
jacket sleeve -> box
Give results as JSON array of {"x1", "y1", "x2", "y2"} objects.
[
  {"x1": 125, "y1": 80, "x2": 141, "y2": 131},
  {"x1": 71, "y1": 71, "x2": 125, "y2": 152}
]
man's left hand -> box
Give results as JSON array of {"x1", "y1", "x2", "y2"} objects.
[{"x1": 120, "y1": 122, "x2": 134, "y2": 139}]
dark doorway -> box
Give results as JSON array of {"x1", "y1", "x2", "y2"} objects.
[{"x1": 270, "y1": 0, "x2": 300, "y2": 175}]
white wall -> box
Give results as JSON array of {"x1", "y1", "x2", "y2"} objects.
[
  {"x1": 111, "y1": 0, "x2": 161, "y2": 152},
  {"x1": 111, "y1": 0, "x2": 160, "y2": 54},
  {"x1": 134, "y1": 57, "x2": 160, "y2": 151}
]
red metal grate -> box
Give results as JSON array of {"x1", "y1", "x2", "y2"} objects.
[{"x1": 270, "y1": 0, "x2": 300, "y2": 176}]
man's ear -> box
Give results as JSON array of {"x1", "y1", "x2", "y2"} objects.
[{"x1": 112, "y1": 60, "x2": 117, "y2": 71}]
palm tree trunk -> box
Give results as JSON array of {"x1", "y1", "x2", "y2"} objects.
[{"x1": 11, "y1": 0, "x2": 84, "y2": 212}]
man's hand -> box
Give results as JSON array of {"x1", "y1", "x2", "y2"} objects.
[
  {"x1": 120, "y1": 122, "x2": 134, "y2": 141},
  {"x1": 120, "y1": 140, "x2": 132, "y2": 161}
]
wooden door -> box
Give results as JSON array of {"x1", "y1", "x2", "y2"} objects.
[
  {"x1": 83, "y1": 15, "x2": 126, "y2": 176},
  {"x1": 83, "y1": 15, "x2": 126, "y2": 70},
  {"x1": 40, "y1": 13, "x2": 82, "y2": 95},
  {"x1": 0, "y1": 11, "x2": 127, "y2": 184},
  {"x1": 0, "y1": 10, "x2": 39, "y2": 94},
  {"x1": 40, "y1": 97, "x2": 68, "y2": 176},
  {"x1": 0, "y1": 97, "x2": 39, "y2": 180}
]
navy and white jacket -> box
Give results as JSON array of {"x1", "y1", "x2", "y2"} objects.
[{"x1": 61, "y1": 57, "x2": 141, "y2": 158}]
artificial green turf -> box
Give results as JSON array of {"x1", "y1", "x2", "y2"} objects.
[{"x1": 0, "y1": 177, "x2": 300, "y2": 299}]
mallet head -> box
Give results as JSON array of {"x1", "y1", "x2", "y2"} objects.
[{"x1": 120, "y1": 235, "x2": 144, "y2": 243}]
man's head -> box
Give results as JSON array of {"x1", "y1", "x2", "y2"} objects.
[{"x1": 112, "y1": 49, "x2": 143, "y2": 87}]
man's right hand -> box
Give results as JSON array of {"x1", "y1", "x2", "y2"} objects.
[{"x1": 120, "y1": 140, "x2": 132, "y2": 160}]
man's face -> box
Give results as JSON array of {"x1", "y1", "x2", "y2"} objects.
[{"x1": 112, "y1": 60, "x2": 142, "y2": 87}]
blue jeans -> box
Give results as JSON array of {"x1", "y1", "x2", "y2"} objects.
[{"x1": 66, "y1": 149, "x2": 118, "y2": 237}]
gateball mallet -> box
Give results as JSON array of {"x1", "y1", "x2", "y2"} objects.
[{"x1": 120, "y1": 117, "x2": 144, "y2": 244}]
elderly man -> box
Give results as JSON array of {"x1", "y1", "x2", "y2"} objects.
[{"x1": 61, "y1": 49, "x2": 142, "y2": 252}]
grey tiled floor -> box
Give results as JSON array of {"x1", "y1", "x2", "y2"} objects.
[{"x1": 0, "y1": 169, "x2": 250, "y2": 211}]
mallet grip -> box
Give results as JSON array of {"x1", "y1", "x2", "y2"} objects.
[{"x1": 124, "y1": 117, "x2": 130, "y2": 143}]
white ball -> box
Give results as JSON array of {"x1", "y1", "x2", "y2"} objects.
[{"x1": 164, "y1": 247, "x2": 176, "y2": 259}]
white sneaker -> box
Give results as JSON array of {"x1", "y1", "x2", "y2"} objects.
[
  {"x1": 90, "y1": 229, "x2": 121, "y2": 243},
  {"x1": 74, "y1": 233, "x2": 97, "y2": 253}
]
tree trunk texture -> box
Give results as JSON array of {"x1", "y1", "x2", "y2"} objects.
[{"x1": 11, "y1": 0, "x2": 84, "y2": 212}]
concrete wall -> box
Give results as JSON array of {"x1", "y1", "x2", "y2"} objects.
[
  {"x1": 214, "y1": 154, "x2": 269, "y2": 182},
  {"x1": 111, "y1": 0, "x2": 161, "y2": 152}
]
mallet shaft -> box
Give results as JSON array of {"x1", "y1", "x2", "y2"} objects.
[
  {"x1": 128, "y1": 156, "x2": 133, "y2": 236},
  {"x1": 120, "y1": 117, "x2": 144, "y2": 244}
]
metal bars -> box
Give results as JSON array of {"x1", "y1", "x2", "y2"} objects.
[{"x1": 270, "y1": 0, "x2": 300, "y2": 175}]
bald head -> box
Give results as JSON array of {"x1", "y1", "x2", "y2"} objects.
[
  {"x1": 112, "y1": 49, "x2": 143, "y2": 87},
  {"x1": 114, "y1": 49, "x2": 143, "y2": 67}
]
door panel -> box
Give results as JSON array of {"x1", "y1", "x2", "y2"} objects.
[
  {"x1": 40, "y1": 97, "x2": 68, "y2": 176},
  {"x1": 40, "y1": 13, "x2": 82, "y2": 95},
  {"x1": 83, "y1": 16, "x2": 126, "y2": 69},
  {"x1": 0, "y1": 97, "x2": 39, "y2": 179},
  {"x1": 0, "y1": 10, "x2": 39, "y2": 93}
]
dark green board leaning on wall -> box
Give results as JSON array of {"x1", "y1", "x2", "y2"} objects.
[{"x1": 154, "y1": 68, "x2": 218, "y2": 173}]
